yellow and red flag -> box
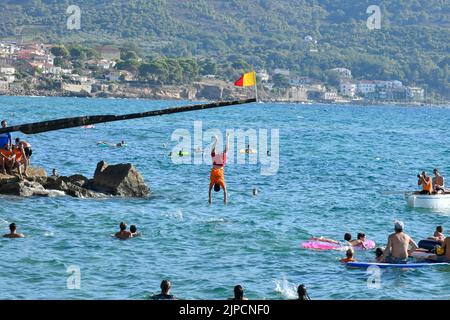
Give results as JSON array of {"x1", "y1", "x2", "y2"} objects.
[{"x1": 234, "y1": 71, "x2": 256, "y2": 87}]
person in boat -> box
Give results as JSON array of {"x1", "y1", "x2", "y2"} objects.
[
  {"x1": 0, "y1": 144, "x2": 16, "y2": 175},
  {"x1": 340, "y1": 248, "x2": 356, "y2": 263},
  {"x1": 381, "y1": 220, "x2": 418, "y2": 264},
  {"x1": 417, "y1": 171, "x2": 433, "y2": 194},
  {"x1": 375, "y1": 248, "x2": 384, "y2": 262},
  {"x1": 229, "y1": 285, "x2": 248, "y2": 300},
  {"x1": 3, "y1": 223, "x2": 25, "y2": 238},
  {"x1": 209, "y1": 133, "x2": 229, "y2": 204},
  {"x1": 432, "y1": 168, "x2": 445, "y2": 194},
  {"x1": 15, "y1": 137, "x2": 32, "y2": 167},
  {"x1": 0, "y1": 120, "x2": 12, "y2": 151},
  {"x1": 114, "y1": 222, "x2": 132, "y2": 240},
  {"x1": 297, "y1": 284, "x2": 311, "y2": 300},
  {"x1": 150, "y1": 280, "x2": 176, "y2": 300}
]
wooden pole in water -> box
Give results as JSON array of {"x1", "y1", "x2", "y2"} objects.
[{"x1": 0, "y1": 98, "x2": 256, "y2": 135}]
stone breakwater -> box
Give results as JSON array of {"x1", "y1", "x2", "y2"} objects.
[{"x1": 0, "y1": 161, "x2": 149, "y2": 198}]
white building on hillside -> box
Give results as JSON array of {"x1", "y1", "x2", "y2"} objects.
[
  {"x1": 257, "y1": 69, "x2": 269, "y2": 82},
  {"x1": 331, "y1": 68, "x2": 352, "y2": 78},
  {"x1": 340, "y1": 81, "x2": 357, "y2": 97},
  {"x1": 273, "y1": 68, "x2": 290, "y2": 76},
  {"x1": 357, "y1": 80, "x2": 377, "y2": 95}
]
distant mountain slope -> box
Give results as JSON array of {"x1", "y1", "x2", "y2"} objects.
[{"x1": 0, "y1": 0, "x2": 449, "y2": 97}]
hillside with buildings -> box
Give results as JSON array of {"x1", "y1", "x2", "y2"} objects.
[{"x1": 0, "y1": 0, "x2": 448, "y2": 101}]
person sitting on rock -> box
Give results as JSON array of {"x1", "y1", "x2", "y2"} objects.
[
  {"x1": 114, "y1": 222, "x2": 132, "y2": 240},
  {"x1": 15, "y1": 137, "x2": 32, "y2": 167},
  {"x1": 0, "y1": 144, "x2": 16, "y2": 176},
  {"x1": 12, "y1": 144, "x2": 26, "y2": 179},
  {"x1": 0, "y1": 120, "x2": 12, "y2": 151},
  {"x1": 3, "y1": 223, "x2": 25, "y2": 238}
]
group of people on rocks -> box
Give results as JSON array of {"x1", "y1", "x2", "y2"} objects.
[{"x1": 0, "y1": 119, "x2": 32, "y2": 179}]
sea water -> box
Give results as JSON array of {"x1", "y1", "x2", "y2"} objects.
[{"x1": 0, "y1": 96, "x2": 449, "y2": 300}]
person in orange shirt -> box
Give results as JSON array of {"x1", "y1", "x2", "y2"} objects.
[
  {"x1": 340, "y1": 249, "x2": 356, "y2": 263},
  {"x1": 417, "y1": 171, "x2": 433, "y2": 194},
  {"x1": 12, "y1": 144, "x2": 26, "y2": 179},
  {"x1": 209, "y1": 133, "x2": 229, "y2": 204},
  {"x1": 0, "y1": 144, "x2": 16, "y2": 175}
]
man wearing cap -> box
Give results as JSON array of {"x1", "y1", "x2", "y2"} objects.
[
  {"x1": 381, "y1": 220, "x2": 418, "y2": 264},
  {"x1": 432, "y1": 168, "x2": 445, "y2": 194}
]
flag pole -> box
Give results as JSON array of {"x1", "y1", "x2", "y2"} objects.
[{"x1": 253, "y1": 71, "x2": 258, "y2": 102}]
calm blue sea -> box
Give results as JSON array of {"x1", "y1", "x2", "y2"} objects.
[{"x1": 0, "y1": 96, "x2": 449, "y2": 300}]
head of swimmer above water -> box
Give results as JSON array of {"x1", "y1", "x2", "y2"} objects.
[
  {"x1": 119, "y1": 222, "x2": 127, "y2": 231},
  {"x1": 346, "y1": 249, "x2": 354, "y2": 258},
  {"x1": 214, "y1": 183, "x2": 221, "y2": 192},
  {"x1": 130, "y1": 225, "x2": 137, "y2": 233},
  {"x1": 357, "y1": 233, "x2": 365, "y2": 241},
  {"x1": 161, "y1": 279, "x2": 171, "y2": 294},
  {"x1": 344, "y1": 233, "x2": 352, "y2": 241},
  {"x1": 375, "y1": 248, "x2": 383, "y2": 257}
]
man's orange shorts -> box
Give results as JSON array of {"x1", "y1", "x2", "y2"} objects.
[{"x1": 210, "y1": 167, "x2": 225, "y2": 188}]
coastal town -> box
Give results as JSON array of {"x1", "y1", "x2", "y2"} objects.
[{"x1": 0, "y1": 41, "x2": 426, "y2": 104}]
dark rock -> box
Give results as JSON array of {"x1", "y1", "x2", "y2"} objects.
[
  {"x1": 91, "y1": 161, "x2": 149, "y2": 197},
  {"x1": 0, "y1": 162, "x2": 149, "y2": 198},
  {"x1": 0, "y1": 179, "x2": 46, "y2": 197}
]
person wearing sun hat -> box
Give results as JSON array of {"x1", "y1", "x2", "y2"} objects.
[{"x1": 381, "y1": 220, "x2": 418, "y2": 264}]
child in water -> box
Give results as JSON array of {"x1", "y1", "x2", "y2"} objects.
[
  {"x1": 340, "y1": 249, "x2": 356, "y2": 263},
  {"x1": 375, "y1": 248, "x2": 384, "y2": 262}
]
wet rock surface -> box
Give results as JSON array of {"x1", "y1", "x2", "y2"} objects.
[{"x1": 0, "y1": 161, "x2": 149, "y2": 198}]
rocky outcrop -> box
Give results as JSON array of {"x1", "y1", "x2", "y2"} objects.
[
  {"x1": 89, "y1": 161, "x2": 149, "y2": 197},
  {"x1": 0, "y1": 161, "x2": 149, "y2": 198}
]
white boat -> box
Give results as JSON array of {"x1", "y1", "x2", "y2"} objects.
[{"x1": 406, "y1": 193, "x2": 450, "y2": 209}]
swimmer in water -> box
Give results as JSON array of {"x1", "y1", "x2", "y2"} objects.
[
  {"x1": 114, "y1": 222, "x2": 132, "y2": 240},
  {"x1": 150, "y1": 280, "x2": 176, "y2": 300},
  {"x1": 340, "y1": 248, "x2": 356, "y2": 263},
  {"x1": 209, "y1": 133, "x2": 229, "y2": 204},
  {"x1": 309, "y1": 236, "x2": 340, "y2": 244},
  {"x1": 344, "y1": 233, "x2": 367, "y2": 249},
  {"x1": 3, "y1": 223, "x2": 25, "y2": 238},
  {"x1": 130, "y1": 224, "x2": 140, "y2": 237},
  {"x1": 252, "y1": 188, "x2": 258, "y2": 196},
  {"x1": 229, "y1": 285, "x2": 248, "y2": 300},
  {"x1": 375, "y1": 248, "x2": 384, "y2": 262},
  {"x1": 116, "y1": 140, "x2": 125, "y2": 147},
  {"x1": 297, "y1": 284, "x2": 310, "y2": 300}
]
